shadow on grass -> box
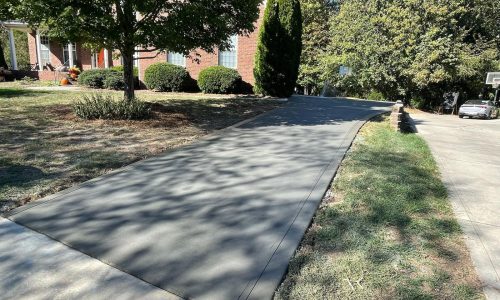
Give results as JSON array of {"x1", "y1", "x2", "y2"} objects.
[
  {"x1": 313, "y1": 145, "x2": 456, "y2": 254},
  {"x1": 327, "y1": 126, "x2": 457, "y2": 245},
  {"x1": 150, "y1": 98, "x2": 282, "y2": 131},
  {"x1": 0, "y1": 163, "x2": 47, "y2": 189},
  {"x1": 0, "y1": 88, "x2": 52, "y2": 99},
  {"x1": 276, "y1": 116, "x2": 475, "y2": 300}
]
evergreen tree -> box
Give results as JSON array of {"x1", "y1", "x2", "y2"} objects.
[{"x1": 254, "y1": 0, "x2": 303, "y2": 97}]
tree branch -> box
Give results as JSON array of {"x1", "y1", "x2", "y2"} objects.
[
  {"x1": 135, "y1": 48, "x2": 160, "y2": 53},
  {"x1": 135, "y1": 2, "x2": 171, "y2": 31},
  {"x1": 137, "y1": 51, "x2": 162, "y2": 60}
]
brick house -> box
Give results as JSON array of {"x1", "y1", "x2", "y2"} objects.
[{"x1": 3, "y1": 4, "x2": 265, "y2": 86}]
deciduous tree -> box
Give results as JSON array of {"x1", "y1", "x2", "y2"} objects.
[
  {"x1": 15, "y1": 0, "x2": 261, "y2": 101},
  {"x1": 297, "y1": 0, "x2": 338, "y2": 95},
  {"x1": 325, "y1": 0, "x2": 500, "y2": 107}
]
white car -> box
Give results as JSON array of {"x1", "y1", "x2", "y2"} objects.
[{"x1": 459, "y1": 100, "x2": 498, "y2": 119}]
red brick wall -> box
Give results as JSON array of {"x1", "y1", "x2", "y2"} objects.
[
  {"x1": 38, "y1": 70, "x2": 65, "y2": 81},
  {"x1": 49, "y1": 43, "x2": 64, "y2": 67},
  {"x1": 27, "y1": 32, "x2": 64, "y2": 69},
  {"x1": 137, "y1": 3, "x2": 265, "y2": 86},
  {"x1": 13, "y1": 70, "x2": 67, "y2": 81},
  {"x1": 27, "y1": 31, "x2": 93, "y2": 71},
  {"x1": 27, "y1": 32, "x2": 37, "y2": 65},
  {"x1": 185, "y1": 49, "x2": 218, "y2": 80},
  {"x1": 137, "y1": 50, "x2": 167, "y2": 81},
  {"x1": 237, "y1": 5, "x2": 265, "y2": 86},
  {"x1": 77, "y1": 45, "x2": 93, "y2": 70}
]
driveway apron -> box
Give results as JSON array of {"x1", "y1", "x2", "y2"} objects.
[{"x1": 7, "y1": 97, "x2": 392, "y2": 299}]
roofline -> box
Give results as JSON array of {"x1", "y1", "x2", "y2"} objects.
[{"x1": 1, "y1": 20, "x2": 32, "y2": 32}]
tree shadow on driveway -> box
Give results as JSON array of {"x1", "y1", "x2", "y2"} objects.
[{"x1": 6, "y1": 97, "x2": 393, "y2": 299}]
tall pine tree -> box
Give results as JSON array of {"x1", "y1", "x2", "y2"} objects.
[{"x1": 254, "y1": 0, "x2": 302, "y2": 97}]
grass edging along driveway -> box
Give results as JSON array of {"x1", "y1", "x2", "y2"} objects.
[
  {"x1": 275, "y1": 115, "x2": 483, "y2": 300},
  {"x1": 0, "y1": 85, "x2": 283, "y2": 214}
]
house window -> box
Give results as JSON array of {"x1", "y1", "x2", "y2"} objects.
[
  {"x1": 62, "y1": 43, "x2": 77, "y2": 67},
  {"x1": 218, "y1": 35, "x2": 238, "y2": 69},
  {"x1": 39, "y1": 35, "x2": 50, "y2": 66},
  {"x1": 133, "y1": 51, "x2": 140, "y2": 67},
  {"x1": 167, "y1": 52, "x2": 186, "y2": 66}
]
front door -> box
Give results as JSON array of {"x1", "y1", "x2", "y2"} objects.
[{"x1": 97, "y1": 49, "x2": 105, "y2": 68}]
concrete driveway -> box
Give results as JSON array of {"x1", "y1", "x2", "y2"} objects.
[
  {"x1": 3, "y1": 96, "x2": 392, "y2": 300},
  {"x1": 411, "y1": 113, "x2": 500, "y2": 299}
]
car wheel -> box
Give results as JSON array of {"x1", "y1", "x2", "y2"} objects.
[{"x1": 459, "y1": 115, "x2": 464, "y2": 118}]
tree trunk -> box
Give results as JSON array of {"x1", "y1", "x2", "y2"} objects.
[
  {"x1": 0, "y1": 42, "x2": 8, "y2": 69},
  {"x1": 122, "y1": 48, "x2": 135, "y2": 101}
]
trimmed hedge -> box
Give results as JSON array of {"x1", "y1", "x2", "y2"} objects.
[
  {"x1": 79, "y1": 69, "x2": 121, "y2": 89},
  {"x1": 79, "y1": 69, "x2": 106, "y2": 88},
  {"x1": 144, "y1": 62, "x2": 191, "y2": 92},
  {"x1": 197, "y1": 66, "x2": 242, "y2": 94},
  {"x1": 110, "y1": 65, "x2": 139, "y2": 77},
  {"x1": 103, "y1": 72, "x2": 125, "y2": 90}
]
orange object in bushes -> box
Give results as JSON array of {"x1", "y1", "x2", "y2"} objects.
[{"x1": 60, "y1": 78, "x2": 70, "y2": 85}]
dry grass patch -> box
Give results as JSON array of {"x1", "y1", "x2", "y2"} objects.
[{"x1": 0, "y1": 86, "x2": 282, "y2": 213}]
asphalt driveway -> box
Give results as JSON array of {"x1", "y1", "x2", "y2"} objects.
[
  {"x1": 4, "y1": 96, "x2": 392, "y2": 300},
  {"x1": 411, "y1": 113, "x2": 500, "y2": 299}
]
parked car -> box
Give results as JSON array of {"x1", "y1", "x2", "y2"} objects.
[{"x1": 459, "y1": 100, "x2": 498, "y2": 119}]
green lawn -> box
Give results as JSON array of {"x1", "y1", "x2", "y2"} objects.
[
  {"x1": 0, "y1": 84, "x2": 282, "y2": 213},
  {"x1": 276, "y1": 116, "x2": 483, "y2": 300}
]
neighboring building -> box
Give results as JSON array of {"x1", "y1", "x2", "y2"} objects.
[{"x1": 2, "y1": 5, "x2": 265, "y2": 86}]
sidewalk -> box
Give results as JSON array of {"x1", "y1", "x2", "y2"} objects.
[
  {"x1": 0, "y1": 218, "x2": 180, "y2": 300},
  {"x1": 411, "y1": 113, "x2": 500, "y2": 299}
]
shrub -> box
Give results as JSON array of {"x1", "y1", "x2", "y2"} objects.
[
  {"x1": 110, "y1": 65, "x2": 139, "y2": 77},
  {"x1": 78, "y1": 69, "x2": 105, "y2": 88},
  {"x1": 73, "y1": 93, "x2": 151, "y2": 120},
  {"x1": 254, "y1": 0, "x2": 302, "y2": 97},
  {"x1": 144, "y1": 62, "x2": 191, "y2": 92},
  {"x1": 366, "y1": 90, "x2": 386, "y2": 101},
  {"x1": 103, "y1": 72, "x2": 125, "y2": 90},
  {"x1": 410, "y1": 97, "x2": 427, "y2": 109},
  {"x1": 197, "y1": 66, "x2": 242, "y2": 94},
  {"x1": 110, "y1": 66, "x2": 140, "y2": 89},
  {"x1": 79, "y1": 69, "x2": 120, "y2": 89}
]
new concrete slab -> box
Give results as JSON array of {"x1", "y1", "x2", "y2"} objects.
[
  {"x1": 411, "y1": 113, "x2": 500, "y2": 299},
  {"x1": 0, "y1": 218, "x2": 180, "y2": 300},
  {"x1": 7, "y1": 96, "x2": 392, "y2": 299}
]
